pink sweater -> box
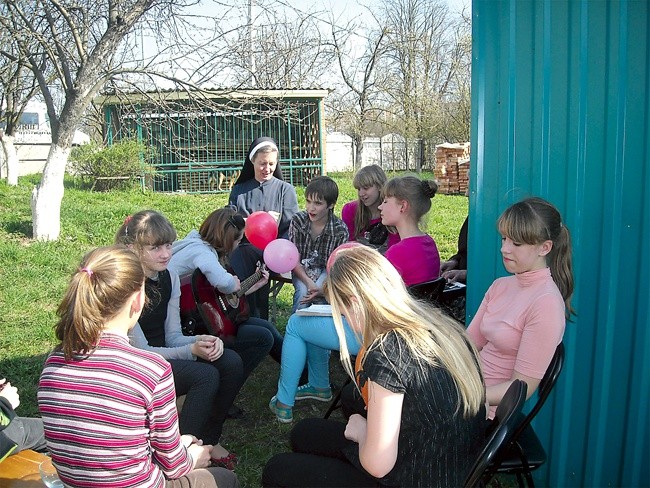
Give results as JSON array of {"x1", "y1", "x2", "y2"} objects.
[
  {"x1": 384, "y1": 234, "x2": 440, "y2": 286},
  {"x1": 467, "y1": 268, "x2": 565, "y2": 416}
]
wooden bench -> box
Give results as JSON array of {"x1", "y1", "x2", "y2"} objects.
[
  {"x1": 0, "y1": 449, "x2": 50, "y2": 486},
  {"x1": 269, "y1": 272, "x2": 292, "y2": 323}
]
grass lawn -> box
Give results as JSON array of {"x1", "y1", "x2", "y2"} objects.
[{"x1": 0, "y1": 171, "x2": 468, "y2": 487}]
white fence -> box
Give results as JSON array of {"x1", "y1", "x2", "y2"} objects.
[{"x1": 325, "y1": 132, "x2": 427, "y2": 173}]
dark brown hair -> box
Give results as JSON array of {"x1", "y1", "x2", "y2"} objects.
[{"x1": 199, "y1": 207, "x2": 245, "y2": 257}]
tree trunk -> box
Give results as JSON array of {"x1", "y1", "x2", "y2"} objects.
[
  {"x1": 354, "y1": 135, "x2": 363, "y2": 171},
  {"x1": 31, "y1": 144, "x2": 70, "y2": 240},
  {"x1": 0, "y1": 133, "x2": 19, "y2": 186}
]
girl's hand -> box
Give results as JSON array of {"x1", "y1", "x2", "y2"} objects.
[
  {"x1": 0, "y1": 380, "x2": 20, "y2": 409},
  {"x1": 192, "y1": 336, "x2": 223, "y2": 362},
  {"x1": 187, "y1": 442, "x2": 213, "y2": 469},
  {"x1": 248, "y1": 268, "x2": 269, "y2": 294},
  {"x1": 344, "y1": 414, "x2": 367, "y2": 444},
  {"x1": 181, "y1": 434, "x2": 201, "y2": 448}
]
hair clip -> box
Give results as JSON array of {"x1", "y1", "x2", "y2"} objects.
[
  {"x1": 228, "y1": 215, "x2": 245, "y2": 230},
  {"x1": 124, "y1": 215, "x2": 132, "y2": 236},
  {"x1": 80, "y1": 266, "x2": 94, "y2": 277}
]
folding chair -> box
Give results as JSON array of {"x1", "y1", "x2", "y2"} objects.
[
  {"x1": 487, "y1": 343, "x2": 566, "y2": 487},
  {"x1": 408, "y1": 277, "x2": 447, "y2": 304},
  {"x1": 465, "y1": 380, "x2": 528, "y2": 488},
  {"x1": 323, "y1": 354, "x2": 357, "y2": 419}
]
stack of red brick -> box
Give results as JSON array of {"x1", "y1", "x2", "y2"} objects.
[{"x1": 433, "y1": 142, "x2": 470, "y2": 195}]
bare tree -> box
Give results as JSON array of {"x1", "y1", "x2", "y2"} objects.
[
  {"x1": 0, "y1": 0, "x2": 228, "y2": 240},
  {"x1": 216, "y1": 2, "x2": 334, "y2": 89},
  {"x1": 328, "y1": 13, "x2": 388, "y2": 170},
  {"x1": 379, "y1": 0, "x2": 471, "y2": 168},
  {"x1": 0, "y1": 4, "x2": 45, "y2": 185}
]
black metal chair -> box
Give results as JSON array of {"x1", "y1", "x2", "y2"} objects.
[
  {"x1": 486, "y1": 343, "x2": 566, "y2": 487},
  {"x1": 408, "y1": 277, "x2": 447, "y2": 304},
  {"x1": 323, "y1": 355, "x2": 356, "y2": 419},
  {"x1": 465, "y1": 380, "x2": 528, "y2": 488}
]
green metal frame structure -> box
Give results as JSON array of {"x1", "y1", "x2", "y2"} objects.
[{"x1": 97, "y1": 89, "x2": 329, "y2": 192}]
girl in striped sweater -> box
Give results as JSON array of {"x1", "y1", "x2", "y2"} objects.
[{"x1": 38, "y1": 246, "x2": 239, "y2": 488}]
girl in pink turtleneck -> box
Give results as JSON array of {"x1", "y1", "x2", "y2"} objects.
[{"x1": 467, "y1": 197, "x2": 574, "y2": 418}]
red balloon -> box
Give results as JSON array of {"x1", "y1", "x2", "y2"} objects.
[{"x1": 245, "y1": 211, "x2": 279, "y2": 250}]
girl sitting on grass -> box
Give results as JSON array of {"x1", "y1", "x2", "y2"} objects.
[{"x1": 38, "y1": 246, "x2": 239, "y2": 488}]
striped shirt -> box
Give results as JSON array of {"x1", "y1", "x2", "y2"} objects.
[{"x1": 38, "y1": 332, "x2": 193, "y2": 487}]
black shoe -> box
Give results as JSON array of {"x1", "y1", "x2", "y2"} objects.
[{"x1": 226, "y1": 404, "x2": 244, "y2": 419}]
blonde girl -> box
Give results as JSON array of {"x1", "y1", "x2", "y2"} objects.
[
  {"x1": 341, "y1": 164, "x2": 400, "y2": 252},
  {"x1": 38, "y1": 246, "x2": 238, "y2": 488},
  {"x1": 263, "y1": 245, "x2": 485, "y2": 487},
  {"x1": 116, "y1": 210, "x2": 243, "y2": 469},
  {"x1": 467, "y1": 197, "x2": 574, "y2": 417}
]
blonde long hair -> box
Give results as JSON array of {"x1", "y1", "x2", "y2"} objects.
[
  {"x1": 55, "y1": 246, "x2": 145, "y2": 361},
  {"x1": 324, "y1": 245, "x2": 484, "y2": 417},
  {"x1": 353, "y1": 165, "x2": 388, "y2": 238}
]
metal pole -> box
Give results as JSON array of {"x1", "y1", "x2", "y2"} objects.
[{"x1": 249, "y1": 0, "x2": 255, "y2": 86}]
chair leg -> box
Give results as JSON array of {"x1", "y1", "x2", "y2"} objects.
[
  {"x1": 323, "y1": 377, "x2": 352, "y2": 419},
  {"x1": 523, "y1": 470, "x2": 535, "y2": 488},
  {"x1": 515, "y1": 472, "x2": 526, "y2": 487},
  {"x1": 323, "y1": 387, "x2": 344, "y2": 419}
]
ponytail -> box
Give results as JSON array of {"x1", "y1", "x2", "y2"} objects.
[
  {"x1": 55, "y1": 246, "x2": 145, "y2": 360},
  {"x1": 548, "y1": 225, "x2": 575, "y2": 318},
  {"x1": 498, "y1": 197, "x2": 575, "y2": 318},
  {"x1": 384, "y1": 175, "x2": 438, "y2": 223}
]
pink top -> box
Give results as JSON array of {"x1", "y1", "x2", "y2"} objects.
[
  {"x1": 467, "y1": 267, "x2": 565, "y2": 416},
  {"x1": 341, "y1": 200, "x2": 400, "y2": 249},
  {"x1": 39, "y1": 332, "x2": 193, "y2": 487},
  {"x1": 384, "y1": 234, "x2": 440, "y2": 287}
]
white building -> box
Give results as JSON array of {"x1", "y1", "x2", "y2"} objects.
[{"x1": 2, "y1": 100, "x2": 89, "y2": 176}]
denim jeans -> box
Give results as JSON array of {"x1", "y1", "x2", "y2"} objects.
[
  {"x1": 170, "y1": 349, "x2": 244, "y2": 445},
  {"x1": 276, "y1": 314, "x2": 361, "y2": 407},
  {"x1": 227, "y1": 316, "x2": 283, "y2": 379}
]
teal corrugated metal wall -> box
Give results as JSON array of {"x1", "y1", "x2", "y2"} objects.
[{"x1": 469, "y1": 1, "x2": 649, "y2": 486}]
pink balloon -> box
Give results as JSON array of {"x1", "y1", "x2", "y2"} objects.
[
  {"x1": 263, "y1": 239, "x2": 300, "y2": 274},
  {"x1": 245, "y1": 211, "x2": 278, "y2": 250}
]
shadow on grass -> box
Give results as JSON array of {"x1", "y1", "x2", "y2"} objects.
[
  {"x1": 0, "y1": 353, "x2": 49, "y2": 417},
  {"x1": 2, "y1": 219, "x2": 33, "y2": 239}
]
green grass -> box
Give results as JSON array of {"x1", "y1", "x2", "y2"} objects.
[{"x1": 0, "y1": 172, "x2": 467, "y2": 487}]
